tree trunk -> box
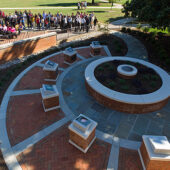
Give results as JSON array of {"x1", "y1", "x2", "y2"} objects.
[{"x1": 92, "y1": 0, "x2": 95, "y2": 4}]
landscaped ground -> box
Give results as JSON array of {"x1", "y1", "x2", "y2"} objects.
[
  {"x1": 94, "y1": 60, "x2": 162, "y2": 94},
  {"x1": 0, "y1": 15, "x2": 170, "y2": 169}
]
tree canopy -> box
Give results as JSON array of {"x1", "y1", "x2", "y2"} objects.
[{"x1": 122, "y1": 0, "x2": 170, "y2": 29}]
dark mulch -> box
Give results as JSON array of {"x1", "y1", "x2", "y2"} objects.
[
  {"x1": 95, "y1": 60, "x2": 162, "y2": 94},
  {"x1": 0, "y1": 150, "x2": 8, "y2": 170},
  {"x1": 83, "y1": 33, "x2": 128, "y2": 56}
]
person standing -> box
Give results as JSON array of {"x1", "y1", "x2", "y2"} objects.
[
  {"x1": 85, "y1": 15, "x2": 89, "y2": 33},
  {"x1": 78, "y1": 2, "x2": 80, "y2": 10},
  {"x1": 94, "y1": 16, "x2": 98, "y2": 30}
]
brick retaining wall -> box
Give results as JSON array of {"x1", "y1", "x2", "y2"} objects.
[
  {"x1": 0, "y1": 32, "x2": 56, "y2": 64},
  {"x1": 85, "y1": 80, "x2": 169, "y2": 114}
]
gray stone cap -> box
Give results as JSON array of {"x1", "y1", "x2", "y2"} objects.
[
  {"x1": 0, "y1": 32, "x2": 56, "y2": 50},
  {"x1": 85, "y1": 57, "x2": 170, "y2": 104},
  {"x1": 68, "y1": 114, "x2": 97, "y2": 140},
  {"x1": 117, "y1": 64, "x2": 137, "y2": 77},
  {"x1": 90, "y1": 44, "x2": 102, "y2": 49},
  {"x1": 40, "y1": 84, "x2": 59, "y2": 99},
  {"x1": 142, "y1": 135, "x2": 170, "y2": 160},
  {"x1": 63, "y1": 47, "x2": 77, "y2": 56},
  {"x1": 148, "y1": 136, "x2": 170, "y2": 155},
  {"x1": 43, "y1": 60, "x2": 58, "y2": 71}
]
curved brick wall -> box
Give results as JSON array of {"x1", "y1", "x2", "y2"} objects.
[
  {"x1": 85, "y1": 81, "x2": 169, "y2": 114},
  {"x1": 0, "y1": 32, "x2": 56, "y2": 64}
]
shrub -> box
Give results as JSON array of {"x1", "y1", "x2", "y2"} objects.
[
  {"x1": 136, "y1": 23, "x2": 142, "y2": 29},
  {"x1": 115, "y1": 47, "x2": 121, "y2": 53},
  {"x1": 151, "y1": 75, "x2": 158, "y2": 81},
  {"x1": 108, "y1": 65, "x2": 114, "y2": 71},
  {"x1": 119, "y1": 78, "x2": 126, "y2": 84},
  {"x1": 143, "y1": 74, "x2": 150, "y2": 80},
  {"x1": 103, "y1": 63, "x2": 110, "y2": 68},
  {"x1": 126, "y1": 28, "x2": 131, "y2": 33},
  {"x1": 142, "y1": 27, "x2": 149, "y2": 33},
  {"x1": 1, "y1": 77, "x2": 8, "y2": 82},
  {"x1": 109, "y1": 81, "x2": 115, "y2": 88},
  {"x1": 121, "y1": 85, "x2": 129, "y2": 90},
  {"x1": 121, "y1": 27, "x2": 126, "y2": 32},
  {"x1": 97, "y1": 67, "x2": 104, "y2": 72},
  {"x1": 6, "y1": 71, "x2": 12, "y2": 78},
  {"x1": 16, "y1": 64, "x2": 22, "y2": 70},
  {"x1": 150, "y1": 81, "x2": 156, "y2": 88}
]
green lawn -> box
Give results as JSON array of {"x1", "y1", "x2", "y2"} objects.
[
  {"x1": 0, "y1": 0, "x2": 111, "y2": 8},
  {"x1": 0, "y1": 0, "x2": 128, "y2": 8},
  {"x1": 2, "y1": 8, "x2": 124, "y2": 24}
]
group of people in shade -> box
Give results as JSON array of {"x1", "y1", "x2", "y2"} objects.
[
  {"x1": 0, "y1": 10, "x2": 98, "y2": 38},
  {"x1": 78, "y1": 1, "x2": 87, "y2": 10}
]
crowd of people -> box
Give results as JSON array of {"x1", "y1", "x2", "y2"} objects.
[
  {"x1": 0, "y1": 9, "x2": 98, "y2": 38},
  {"x1": 78, "y1": 1, "x2": 87, "y2": 10}
]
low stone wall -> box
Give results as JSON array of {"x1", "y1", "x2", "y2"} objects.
[
  {"x1": 85, "y1": 57, "x2": 170, "y2": 114},
  {"x1": 86, "y1": 81, "x2": 169, "y2": 114},
  {"x1": 0, "y1": 32, "x2": 56, "y2": 64}
]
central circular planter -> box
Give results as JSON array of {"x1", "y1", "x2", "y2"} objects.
[
  {"x1": 85, "y1": 57, "x2": 170, "y2": 114},
  {"x1": 117, "y1": 64, "x2": 137, "y2": 78}
]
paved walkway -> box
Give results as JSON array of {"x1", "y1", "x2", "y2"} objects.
[
  {"x1": 109, "y1": 17, "x2": 149, "y2": 29},
  {"x1": 0, "y1": 30, "x2": 169, "y2": 170}
]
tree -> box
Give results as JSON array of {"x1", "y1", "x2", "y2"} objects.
[
  {"x1": 109, "y1": 0, "x2": 116, "y2": 8},
  {"x1": 122, "y1": 0, "x2": 170, "y2": 29},
  {"x1": 92, "y1": 0, "x2": 95, "y2": 4}
]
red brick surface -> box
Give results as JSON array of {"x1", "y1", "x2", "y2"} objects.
[
  {"x1": 14, "y1": 66, "x2": 63, "y2": 90},
  {"x1": 76, "y1": 47, "x2": 108, "y2": 58},
  {"x1": 17, "y1": 124, "x2": 111, "y2": 170},
  {"x1": 6, "y1": 94, "x2": 64, "y2": 146},
  {"x1": 118, "y1": 147, "x2": 143, "y2": 170},
  {"x1": 15, "y1": 66, "x2": 44, "y2": 90}
]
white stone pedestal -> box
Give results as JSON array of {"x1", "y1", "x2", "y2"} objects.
[
  {"x1": 68, "y1": 114, "x2": 97, "y2": 153},
  {"x1": 138, "y1": 135, "x2": 170, "y2": 170},
  {"x1": 63, "y1": 47, "x2": 77, "y2": 65},
  {"x1": 90, "y1": 41, "x2": 102, "y2": 56},
  {"x1": 43, "y1": 60, "x2": 59, "y2": 82},
  {"x1": 40, "y1": 84, "x2": 60, "y2": 112}
]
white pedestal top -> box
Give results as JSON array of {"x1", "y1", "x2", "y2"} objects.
[
  {"x1": 149, "y1": 136, "x2": 170, "y2": 155},
  {"x1": 68, "y1": 114, "x2": 97, "y2": 140},
  {"x1": 40, "y1": 84, "x2": 59, "y2": 99},
  {"x1": 63, "y1": 47, "x2": 77, "y2": 56},
  {"x1": 143, "y1": 135, "x2": 170, "y2": 160},
  {"x1": 43, "y1": 60, "x2": 58, "y2": 71},
  {"x1": 90, "y1": 41, "x2": 101, "y2": 49}
]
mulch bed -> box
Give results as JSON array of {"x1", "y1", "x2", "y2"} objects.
[
  {"x1": 94, "y1": 60, "x2": 162, "y2": 94},
  {"x1": 0, "y1": 150, "x2": 8, "y2": 170},
  {"x1": 83, "y1": 33, "x2": 128, "y2": 56}
]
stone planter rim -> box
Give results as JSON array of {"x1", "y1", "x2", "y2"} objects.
[{"x1": 85, "y1": 57, "x2": 170, "y2": 104}]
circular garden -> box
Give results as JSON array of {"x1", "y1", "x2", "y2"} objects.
[{"x1": 94, "y1": 60, "x2": 162, "y2": 95}]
